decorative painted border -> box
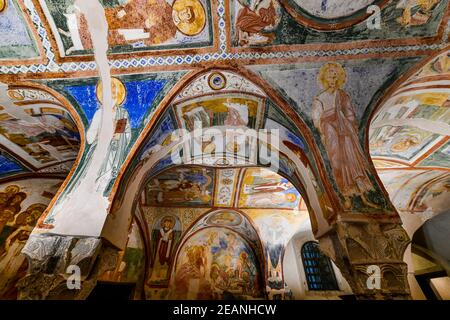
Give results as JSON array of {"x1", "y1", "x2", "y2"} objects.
[{"x1": 0, "y1": 0, "x2": 449, "y2": 75}]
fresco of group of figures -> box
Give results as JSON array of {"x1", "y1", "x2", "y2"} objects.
[
  {"x1": 231, "y1": 0, "x2": 448, "y2": 47},
  {"x1": 140, "y1": 209, "x2": 265, "y2": 300},
  {"x1": 169, "y1": 227, "x2": 263, "y2": 299},
  {"x1": 0, "y1": 179, "x2": 61, "y2": 299},
  {"x1": 124, "y1": 205, "x2": 310, "y2": 300},
  {"x1": 39, "y1": 0, "x2": 213, "y2": 56}
]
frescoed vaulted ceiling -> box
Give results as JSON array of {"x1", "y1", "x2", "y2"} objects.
[
  {"x1": 141, "y1": 166, "x2": 303, "y2": 210},
  {"x1": 0, "y1": 0, "x2": 449, "y2": 302},
  {"x1": 369, "y1": 50, "x2": 450, "y2": 215},
  {"x1": 0, "y1": 82, "x2": 81, "y2": 179},
  {"x1": 0, "y1": 0, "x2": 448, "y2": 231}
]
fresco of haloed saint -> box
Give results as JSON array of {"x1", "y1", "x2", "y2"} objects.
[
  {"x1": 43, "y1": 0, "x2": 210, "y2": 56},
  {"x1": 145, "y1": 167, "x2": 214, "y2": 206},
  {"x1": 170, "y1": 227, "x2": 263, "y2": 300},
  {"x1": 239, "y1": 168, "x2": 300, "y2": 209},
  {"x1": 312, "y1": 62, "x2": 379, "y2": 210},
  {"x1": 90, "y1": 77, "x2": 132, "y2": 192},
  {"x1": 147, "y1": 215, "x2": 182, "y2": 286},
  {"x1": 0, "y1": 185, "x2": 46, "y2": 298},
  {"x1": 235, "y1": 0, "x2": 283, "y2": 46}
]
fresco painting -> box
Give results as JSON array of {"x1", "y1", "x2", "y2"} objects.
[
  {"x1": 411, "y1": 173, "x2": 450, "y2": 214},
  {"x1": 370, "y1": 92, "x2": 450, "y2": 164},
  {"x1": 419, "y1": 141, "x2": 450, "y2": 168},
  {"x1": 0, "y1": 0, "x2": 38, "y2": 60},
  {"x1": 214, "y1": 169, "x2": 239, "y2": 207},
  {"x1": 244, "y1": 209, "x2": 307, "y2": 293},
  {"x1": 40, "y1": 0, "x2": 212, "y2": 56},
  {"x1": 206, "y1": 210, "x2": 243, "y2": 227},
  {"x1": 175, "y1": 94, "x2": 265, "y2": 131},
  {"x1": 100, "y1": 220, "x2": 145, "y2": 283},
  {"x1": 377, "y1": 170, "x2": 446, "y2": 212},
  {"x1": 411, "y1": 51, "x2": 449, "y2": 79},
  {"x1": 170, "y1": 227, "x2": 263, "y2": 299},
  {"x1": 291, "y1": 0, "x2": 377, "y2": 19},
  {"x1": 145, "y1": 167, "x2": 214, "y2": 206},
  {"x1": 232, "y1": 0, "x2": 448, "y2": 47},
  {"x1": 239, "y1": 167, "x2": 300, "y2": 209},
  {"x1": 0, "y1": 104, "x2": 80, "y2": 168},
  {"x1": 139, "y1": 109, "x2": 176, "y2": 161},
  {"x1": 0, "y1": 181, "x2": 57, "y2": 298},
  {"x1": 147, "y1": 215, "x2": 182, "y2": 286},
  {"x1": 312, "y1": 62, "x2": 380, "y2": 210},
  {"x1": 62, "y1": 76, "x2": 169, "y2": 128}
]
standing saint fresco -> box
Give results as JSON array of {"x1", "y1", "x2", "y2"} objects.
[
  {"x1": 311, "y1": 62, "x2": 378, "y2": 209},
  {"x1": 95, "y1": 77, "x2": 132, "y2": 192},
  {"x1": 148, "y1": 215, "x2": 181, "y2": 284}
]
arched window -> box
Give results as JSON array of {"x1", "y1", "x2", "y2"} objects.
[{"x1": 301, "y1": 241, "x2": 339, "y2": 291}]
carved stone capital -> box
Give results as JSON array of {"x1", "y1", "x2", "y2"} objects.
[
  {"x1": 318, "y1": 220, "x2": 411, "y2": 300},
  {"x1": 17, "y1": 234, "x2": 119, "y2": 300}
]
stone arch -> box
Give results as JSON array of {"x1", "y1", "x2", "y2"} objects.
[
  {"x1": 103, "y1": 67, "x2": 342, "y2": 250},
  {"x1": 165, "y1": 208, "x2": 266, "y2": 299},
  {"x1": 366, "y1": 48, "x2": 450, "y2": 299},
  {"x1": 0, "y1": 80, "x2": 86, "y2": 298}
]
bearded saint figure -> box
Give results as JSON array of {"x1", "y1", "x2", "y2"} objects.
[{"x1": 311, "y1": 63, "x2": 379, "y2": 209}]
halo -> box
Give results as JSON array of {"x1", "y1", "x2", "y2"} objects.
[
  {"x1": 96, "y1": 77, "x2": 126, "y2": 106},
  {"x1": 172, "y1": 0, "x2": 206, "y2": 36},
  {"x1": 160, "y1": 215, "x2": 176, "y2": 228},
  {"x1": 0, "y1": 0, "x2": 7, "y2": 13}
]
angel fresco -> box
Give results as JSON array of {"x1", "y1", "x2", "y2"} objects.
[
  {"x1": 311, "y1": 63, "x2": 378, "y2": 210},
  {"x1": 56, "y1": 0, "x2": 206, "y2": 54},
  {"x1": 236, "y1": 0, "x2": 282, "y2": 46}
]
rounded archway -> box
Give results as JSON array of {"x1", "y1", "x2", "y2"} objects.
[
  {"x1": 368, "y1": 49, "x2": 450, "y2": 299},
  {"x1": 0, "y1": 81, "x2": 85, "y2": 299},
  {"x1": 104, "y1": 68, "x2": 340, "y2": 250}
]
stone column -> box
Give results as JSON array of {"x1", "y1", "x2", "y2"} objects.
[
  {"x1": 319, "y1": 220, "x2": 411, "y2": 300},
  {"x1": 16, "y1": 234, "x2": 118, "y2": 300}
]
